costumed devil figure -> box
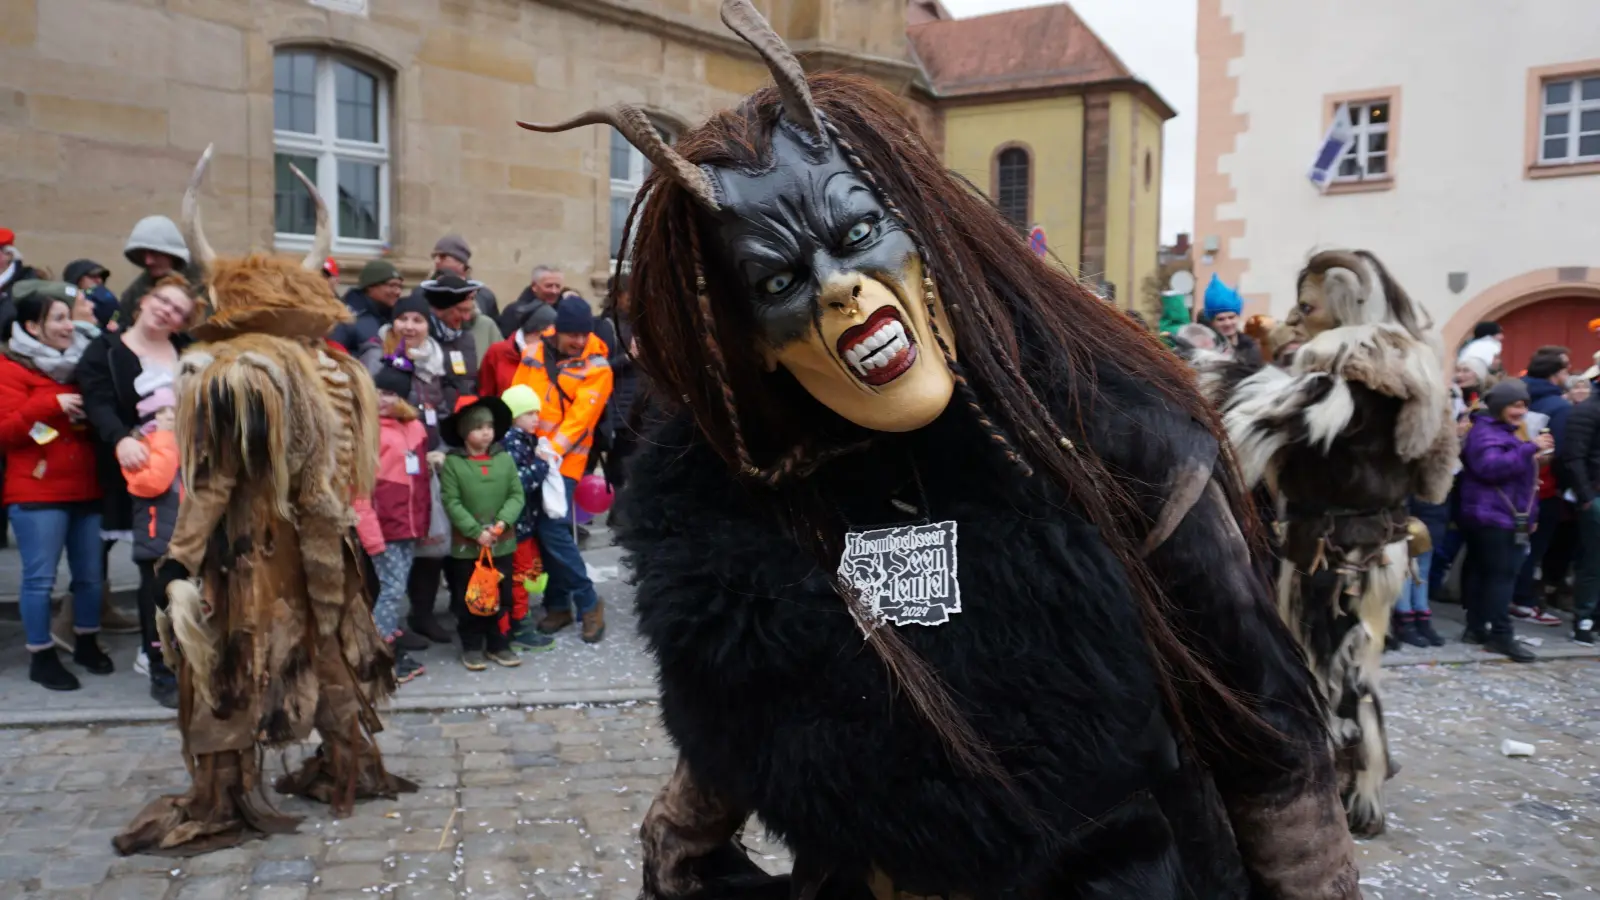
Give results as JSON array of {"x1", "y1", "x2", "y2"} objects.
[
  {"x1": 113, "y1": 146, "x2": 415, "y2": 857},
  {"x1": 1200, "y1": 250, "x2": 1456, "y2": 837},
  {"x1": 516, "y1": 4, "x2": 1361, "y2": 897}
]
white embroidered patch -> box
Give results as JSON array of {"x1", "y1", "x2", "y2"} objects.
[{"x1": 838, "y1": 521, "x2": 961, "y2": 630}]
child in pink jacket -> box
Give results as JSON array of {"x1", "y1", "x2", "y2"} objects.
[{"x1": 371, "y1": 355, "x2": 431, "y2": 683}]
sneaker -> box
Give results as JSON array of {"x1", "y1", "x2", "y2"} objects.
[
  {"x1": 536, "y1": 608, "x2": 575, "y2": 634},
  {"x1": 1510, "y1": 604, "x2": 1537, "y2": 620},
  {"x1": 134, "y1": 648, "x2": 150, "y2": 676},
  {"x1": 395, "y1": 651, "x2": 425, "y2": 684},
  {"x1": 30, "y1": 648, "x2": 80, "y2": 691},
  {"x1": 461, "y1": 650, "x2": 488, "y2": 672},
  {"x1": 510, "y1": 620, "x2": 555, "y2": 653},
  {"x1": 1486, "y1": 634, "x2": 1538, "y2": 663},
  {"x1": 1575, "y1": 619, "x2": 1595, "y2": 645},
  {"x1": 149, "y1": 676, "x2": 179, "y2": 710},
  {"x1": 1529, "y1": 608, "x2": 1563, "y2": 626},
  {"x1": 581, "y1": 601, "x2": 606, "y2": 644},
  {"x1": 486, "y1": 648, "x2": 522, "y2": 668},
  {"x1": 73, "y1": 634, "x2": 114, "y2": 675},
  {"x1": 396, "y1": 630, "x2": 432, "y2": 652}
]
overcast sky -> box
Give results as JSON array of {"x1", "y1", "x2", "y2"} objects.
[{"x1": 939, "y1": 0, "x2": 1196, "y2": 244}]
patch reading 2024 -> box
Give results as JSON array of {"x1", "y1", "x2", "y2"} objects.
[{"x1": 838, "y1": 521, "x2": 960, "y2": 629}]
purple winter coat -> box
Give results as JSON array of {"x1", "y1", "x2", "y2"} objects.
[{"x1": 1458, "y1": 413, "x2": 1539, "y2": 530}]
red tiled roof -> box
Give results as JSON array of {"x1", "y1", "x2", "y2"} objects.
[{"x1": 909, "y1": 3, "x2": 1144, "y2": 100}]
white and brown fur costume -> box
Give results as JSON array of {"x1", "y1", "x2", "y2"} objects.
[
  {"x1": 1200, "y1": 250, "x2": 1455, "y2": 837},
  {"x1": 114, "y1": 147, "x2": 414, "y2": 857}
]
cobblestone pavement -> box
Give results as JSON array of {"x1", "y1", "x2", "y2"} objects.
[{"x1": 2, "y1": 662, "x2": 1599, "y2": 899}]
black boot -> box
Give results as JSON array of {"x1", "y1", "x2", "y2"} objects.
[
  {"x1": 1485, "y1": 633, "x2": 1537, "y2": 663},
  {"x1": 409, "y1": 615, "x2": 451, "y2": 644},
  {"x1": 1397, "y1": 612, "x2": 1429, "y2": 648},
  {"x1": 396, "y1": 630, "x2": 432, "y2": 652},
  {"x1": 1415, "y1": 612, "x2": 1446, "y2": 647},
  {"x1": 73, "y1": 633, "x2": 114, "y2": 675},
  {"x1": 30, "y1": 648, "x2": 81, "y2": 691}
]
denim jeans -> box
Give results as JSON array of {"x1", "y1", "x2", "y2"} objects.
[
  {"x1": 536, "y1": 477, "x2": 598, "y2": 616},
  {"x1": 1395, "y1": 551, "x2": 1433, "y2": 614},
  {"x1": 9, "y1": 504, "x2": 103, "y2": 650}
]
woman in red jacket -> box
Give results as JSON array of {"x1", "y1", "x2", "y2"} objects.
[{"x1": 0, "y1": 285, "x2": 112, "y2": 691}]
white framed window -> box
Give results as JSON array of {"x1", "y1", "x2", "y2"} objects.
[
  {"x1": 1333, "y1": 100, "x2": 1391, "y2": 182},
  {"x1": 273, "y1": 49, "x2": 390, "y2": 255},
  {"x1": 609, "y1": 123, "x2": 675, "y2": 266},
  {"x1": 1539, "y1": 75, "x2": 1600, "y2": 165}
]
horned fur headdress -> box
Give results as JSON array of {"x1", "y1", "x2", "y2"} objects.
[
  {"x1": 182, "y1": 144, "x2": 353, "y2": 343},
  {"x1": 1293, "y1": 249, "x2": 1433, "y2": 342}
]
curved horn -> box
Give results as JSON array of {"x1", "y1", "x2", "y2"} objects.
[
  {"x1": 518, "y1": 105, "x2": 720, "y2": 211},
  {"x1": 182, "y1": 144, "x2": 218, "y2": 274},
  {"x1": 721, "y1": 0, "x2": 825, "y2": 141},
  {"x1": 289, "y1": 162, "x2": 332, "y2": 271}
]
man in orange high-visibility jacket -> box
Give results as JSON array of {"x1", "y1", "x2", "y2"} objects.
[{"x1": 510, "y1": 295, "x2": 612, "y2": 642}]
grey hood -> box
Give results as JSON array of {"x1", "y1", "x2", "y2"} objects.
[{"x1": 123, "y1": 215, "x2": 190, "y2": 268}]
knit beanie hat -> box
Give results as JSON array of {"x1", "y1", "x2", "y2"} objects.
[
  {"x1": 1202, "y1": 273, "x2": 1243, "y2": 320},
  {"x1": 554, "y1": 295, "x2": 593, "y2": 334},
  {"x1": 432, "y1": 234, "x2": 472, "y2": 265},
  {"x1": 392, "y1": 293, "x2": 431, "y2": 321},
  {"x1": 501, "y1": 384, "x2": 540, "y2": 420},
  {"x1": 358, "y1": 259, "x2": 401, "y2": 289},
  {"x1": 1484, "y1": 379, "x2": 1530, "y2": 416},
  {"x1": 1458, "y1": 356, "x2": 1490, "y2": 384}
]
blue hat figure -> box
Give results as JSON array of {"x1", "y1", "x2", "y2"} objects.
[{"x1": 1203, "y1": 273, "x2": 1242, "y2": 321}]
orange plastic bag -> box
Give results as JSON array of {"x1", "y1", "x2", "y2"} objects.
[{"x1": 464, "y1": 547, "x2": 502, "y2": 616}]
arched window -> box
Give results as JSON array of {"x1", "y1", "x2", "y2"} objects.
[
  {"x1": 995, "y1": 146, "x2": 1030, "y2": 230},
  {"x1": 273, "y1": 49, "x2": 390, "y2": 253},
  {"x1": 610, "y1": 122, "x2": 677, "y2": 265}
]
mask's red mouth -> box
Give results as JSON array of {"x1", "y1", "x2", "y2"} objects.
[{"x1": 836, "y1": 305, "x2": 917, "y2": 387}]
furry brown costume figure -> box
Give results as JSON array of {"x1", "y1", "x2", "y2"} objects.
[
  {"x1": 1200, "y1": 249, "x2": 1455, "y2": 837},
  {"x1": 114, "y1": 146, "x2": 414, "y2": 858}
]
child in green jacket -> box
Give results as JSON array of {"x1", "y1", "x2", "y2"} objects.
[{"x1": 438, "y1": 395, "x2": 525, "y2": 671}]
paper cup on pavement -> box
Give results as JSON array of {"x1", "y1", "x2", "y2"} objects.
[{"x1": 1501, "y1": 739, "x2": 1535, "y2": 757}]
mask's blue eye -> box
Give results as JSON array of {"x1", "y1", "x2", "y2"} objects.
[
  {"x1": 762, "y1": 272, "x2": 794, "y2": 295},
  {"x1": 845, "y1": 219, "x2": 873, "y2": 245}
]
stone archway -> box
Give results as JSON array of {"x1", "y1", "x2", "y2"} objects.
[{"x1": 1441, "y1": 268, "x2": 1600, "y2": 367}]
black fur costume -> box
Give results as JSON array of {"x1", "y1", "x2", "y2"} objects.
[
  {"x1": 512, "y1": 4, "x2": 1366, "y2": 896},
  {"x1": 620, "y1": 362, "x2": 1360, "y2": 899}
]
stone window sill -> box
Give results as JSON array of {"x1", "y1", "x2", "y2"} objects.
[
  {"x1": 1527, "y1": 161, "x2": 1600, "y2": 180},
  {"x1": 1324, "y1": 178, "x2": 1395, "y2": 195}
]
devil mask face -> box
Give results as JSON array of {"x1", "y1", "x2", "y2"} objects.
[{"x1": 701, "y1": 126, "x2": 955, "y2": 433}]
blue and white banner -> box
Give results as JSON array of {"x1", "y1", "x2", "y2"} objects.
[{"x1": 1308, "y1": 103, "x2": 1354, "y2": 191}]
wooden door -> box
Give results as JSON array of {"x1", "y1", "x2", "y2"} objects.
[{"x1": 1496, "y1": 296, "x2": 1600, "y2": 375}]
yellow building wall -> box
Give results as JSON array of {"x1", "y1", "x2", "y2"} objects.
[
  {"x1": 1103, "y1": 92, "x2": 1134, "y2": 305},
  {"x1": 940, "y1": 97, "x2": 1084, "y2": 272},
  {"x1": 1132, "y1": 103, "x2": 1165, "y2": 319}
]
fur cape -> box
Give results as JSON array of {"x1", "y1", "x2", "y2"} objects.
[
  {"x1": 1198, "y1": 322, "x2": 1455, "y2": 837},
  {"x1": 619, "y1": 355, "x2": 1359, "y2": 898}
]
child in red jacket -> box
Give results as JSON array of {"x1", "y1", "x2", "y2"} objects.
[{"x1": 373, "y1": 355, "x2": 430, "y2": 683}]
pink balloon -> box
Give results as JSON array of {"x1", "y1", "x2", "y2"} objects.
[{"x1": 575, "y1": 474, "x2": 614, "y2": 515}]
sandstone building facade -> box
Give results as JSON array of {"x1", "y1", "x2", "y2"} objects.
[{"x1": 2, "y1": 0, "x2": 1168, "y2": 313}]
